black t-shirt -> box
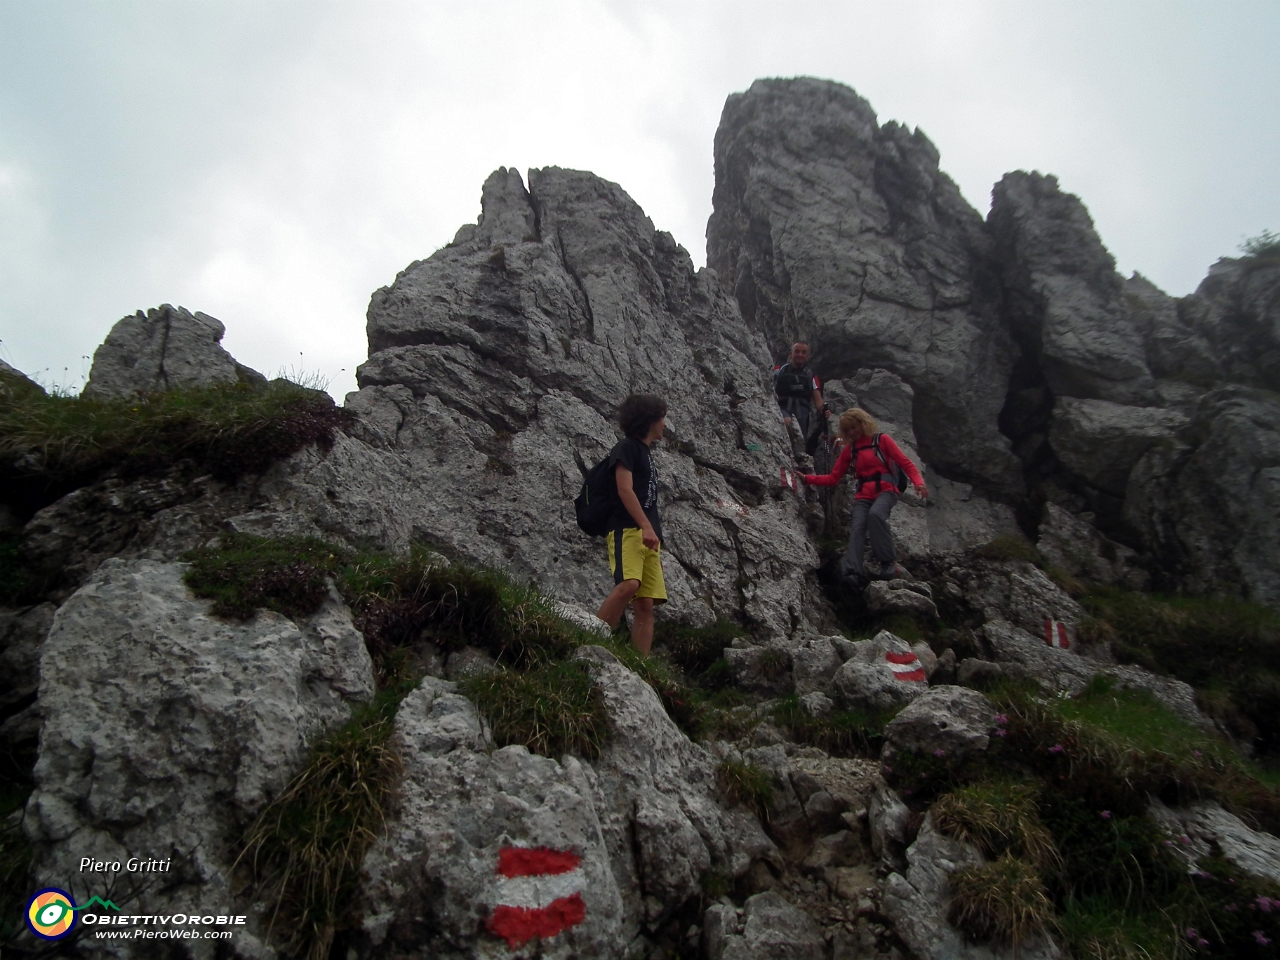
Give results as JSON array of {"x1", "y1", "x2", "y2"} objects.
[{"x1": 608, "y1": 437, "x2": 662, "y2": 544}]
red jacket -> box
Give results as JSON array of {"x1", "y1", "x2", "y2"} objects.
[{"x1": 804, "y1": 434, "x2": 924, "y2": 501}]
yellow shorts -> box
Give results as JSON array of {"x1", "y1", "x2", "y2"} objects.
[{"x1": 606, "y1": 528, "x2": 667, "y2": 603}]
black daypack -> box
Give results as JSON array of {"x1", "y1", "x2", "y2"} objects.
[
  {"x1": 574, "y1": 452, "x2": 619, "y2": 536},
  {"x1": 855, "y1": 433, "x2": 909, "y2": 494}
]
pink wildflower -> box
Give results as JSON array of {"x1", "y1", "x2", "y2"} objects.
[
  {"x1": 1254, "y1": 931, "x2": 1272, "y2": 946},
  {"x1": 1048, "y1": 744, "x2": 1064, "y2": 754},
  {"x1": 934, "y1": 749, "x2": 946, "y2": 758},
  {"x1": 1100, "y1": 810, "x2": 1112, "y2": 819},
  {"x1": 995, "y1": 729, "x2": 1007, "y2": 737}
]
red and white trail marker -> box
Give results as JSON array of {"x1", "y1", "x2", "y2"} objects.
[
  {"x1": 1043, "y1": 619, "x2": 1071, "y2": 650},
  {"x1": 885, "y1": 651, "x2": 926, "y2": 682},
  {"x1": 780, "y1": 467, "x2": 800, "y2": 493},
  {"x1": 486, "y1": 846, "x2": 587, "y2": 949}
]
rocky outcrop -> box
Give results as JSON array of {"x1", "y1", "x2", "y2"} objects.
[
  {"x1": 241, "y1": 165, "x2": 832, "y2": 640},
  {"x1": 362, "y1": 645, "x2": 776, "y2": 957},
  {"x1": 1126, "y1": 385, "x2": 1280, "y2": 606},
  {"x1": 708, "y1": 77, "x2": 1023, "y2": 497},
  {"x1": 82, "y1": 304, "x2": 266, "y2": 399},
  {"x1": 988, "y1": 168, "x2": 1280, "y2": 602},
  {"x1": 25, "y1": 558, "x2": 374, "y2": 956}
]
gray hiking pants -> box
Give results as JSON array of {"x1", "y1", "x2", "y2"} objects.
[{"x1": 842, "y1": 491, "x2": 897, "y2": 577}]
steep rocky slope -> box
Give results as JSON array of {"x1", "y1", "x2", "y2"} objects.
[{"x1": 2, "y1": 75, "x2": 1279, "y2": 960}]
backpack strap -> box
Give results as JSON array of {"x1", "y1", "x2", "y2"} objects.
[{"x1": 855, "y1": 434, "x2": 899, "y2": 494}]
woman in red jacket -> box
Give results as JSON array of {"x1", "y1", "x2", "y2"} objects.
[{"x1": 804, "y1": 408, "x2": 928, "y2": 586}]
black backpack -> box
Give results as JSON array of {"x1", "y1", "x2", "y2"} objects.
[{"x1": 574, "y1": 452, "x2": 619, "y2": 537}]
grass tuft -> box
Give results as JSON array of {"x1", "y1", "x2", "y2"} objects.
[
  {"x1": 949, "y1": 854, "x2": 1056, "y2": 950},
  {"x1": 934, "y1": 779, "x2": 1060, "y2": 873},
  {"x1": 717, "y1": 759, "x2": 773, "y2": 820},
  {"x1": 461, "y1": 662, "x2": 607, "y2": 760},
  {"x1": 237, "y1": 691, "x2": 404, "y2": 960}
]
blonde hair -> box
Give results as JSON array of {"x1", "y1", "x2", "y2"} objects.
[{"x1": 838, "y1": 408, "x2": 877, "y2": 438}]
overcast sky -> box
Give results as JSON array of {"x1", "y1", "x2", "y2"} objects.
[{"x1": 2, "y1": 1, "x2": 1277, "y2": 399}]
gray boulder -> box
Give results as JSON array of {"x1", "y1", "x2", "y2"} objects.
[
  {"x1": 83, "y1": 304, "x2": 266, "y2": 398},
  {"x1": 1036, "y1": 502, "x2": 1148, "y2": 590},
  {"x1": 833, "y1": 630, "x2": 931, "y2": 713},
  {"x1": 956, "y1": 560, "x2": 1084, "y2": 642},
  {"x1": 982, "y1": 618, "x2": 1208, "y2": 727},
  {"x1": 1048, "y1": 396, "x2": 1188, "y2": 496},
  {"x1": 791, "y1": 634, "x2": 841, "y2": 694},
  {"x1": 1149, "y1": 798, "x2": 1280, "y2": 885},
  {"x1": 882, "y1": 686, "x2": 997, "y2": 764},
  {"x1": 704, "y1": 891, "x2": 824, "y2": 960},
  {"x1": 707, "y1": 77, "x2": 1023, "y2": 496},
  {"x1": 359, "y1": 680, "x2": 628, "y2": 959},
  {"x1": 864, "y1": 578, "x2": 938, "y2": 618},
  {"x1": 26, "y1": 558, "x2": 374, "y2": 957},
  {"x1": 1181, "y1": 255, "x2": 1280, "y2": 391}
]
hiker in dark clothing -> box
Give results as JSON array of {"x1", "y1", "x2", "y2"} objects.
[
  {"x1": 803, "y1": 407, "x2": 927, "y2": 587},
  {"x1": 773, "y1": 342, "x2": 828, "y2": 453},
  {"x1": 595, "y1": 394, "x2": 667, "y2": 656}
]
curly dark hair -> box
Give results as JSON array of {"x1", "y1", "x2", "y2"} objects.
[{"x1": 617, "y1": 394, "x2": 667, "y2": 440}]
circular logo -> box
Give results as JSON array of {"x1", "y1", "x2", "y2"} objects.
[{"x1": 26, "y1": 888, "x2": 78, "y2": 940}]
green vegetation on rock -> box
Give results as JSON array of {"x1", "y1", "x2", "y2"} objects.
[{"x1": 0, "y1": 378, "x2": 348, "y2": 519}]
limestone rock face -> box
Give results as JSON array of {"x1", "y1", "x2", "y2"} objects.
[
  {"x1": 362, "y1": 647, "x2": 775, "y2": 956},
  {"x1": 1183, "y1": 256, "x2": 1280, "y2": 391},
  {"x1": 990, "y1": 171, "x2": 1155, "y2": 405},
  {"x1": 82, "y1": 304, "x2": 266, "y2": 399},
  {"x1": 1126, "y1": 385, "x2": 1280, "y2": 606},
  {"x1": 26, "y1": 558, "x2": 374, "y2": 957},
  {"x1": 707, "y1": 77, "x2": 1023, "y2": 496},
  {"x1": 832, "y1": 630, "x2": 930, "y2": 713},
  {"x1": 1048, "y1": 396, "x2": 1188, "y2": 497},
  {"x1": 324, "y1": 165, "x2": 828, "y2": 638},
  {"x1": 703, "y1": 891, "x2": 824, "y2": 960}
]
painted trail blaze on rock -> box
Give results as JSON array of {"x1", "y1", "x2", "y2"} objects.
[
  {"x1": 885, "y1": 651, "x2": 926, "y2": 682},
  {"x1": 486, "y1": 846, "x2": 587, "y2": 949},
  {"x1": 1043, "y1": 619, "x2": 1071, "y2": 649}
]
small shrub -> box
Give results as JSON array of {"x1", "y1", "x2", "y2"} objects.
[
  {"x1": 1057, "y1": 897, "x2": 1181, "y2": 960},
  {"x1": 974, "y1": 535, "x2": 1044, "y2": 566},
  {"x1": 933, "y1": 780, "x2": 1060, "y2": 872},
  {"x1": 949, "y1": 854, "x2": 1055, "y2": 949},
  {"x1": 700, "y1": 869, "x2": 730, "y2": 900},
  {"x1": 237, "y1": 691, "x2": 404, "y2": 960},
  {"x1": 1241, "y1": 229, "x2": 1280, "y2": 260},
  {"x1": 758, "y1": 647, "x2": 789, "y2": 680},
  {"x1": 0, "y1": 803, "x2": 34, "y2": 941},
  {"x1": 462, "y1": 662, "x2": 607, "y2": 759},
  {"x1": 717, "y1": 759, "x2": 773, "y2": 820}
]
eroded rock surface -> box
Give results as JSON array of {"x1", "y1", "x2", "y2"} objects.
[
  {"x1": 82, "y1": 304, "x2": 266, "y2": 399},
  {"x1": 26, "y1": 559, "x2": 373, "y2": 958}
]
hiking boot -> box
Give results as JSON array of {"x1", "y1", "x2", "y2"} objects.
[
  {"x1": 874, "y1": 562, "x2": 899, "y2": 581},
  {"x1": 840, "y1": 572, "x2": 866, "y2": 593}
]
